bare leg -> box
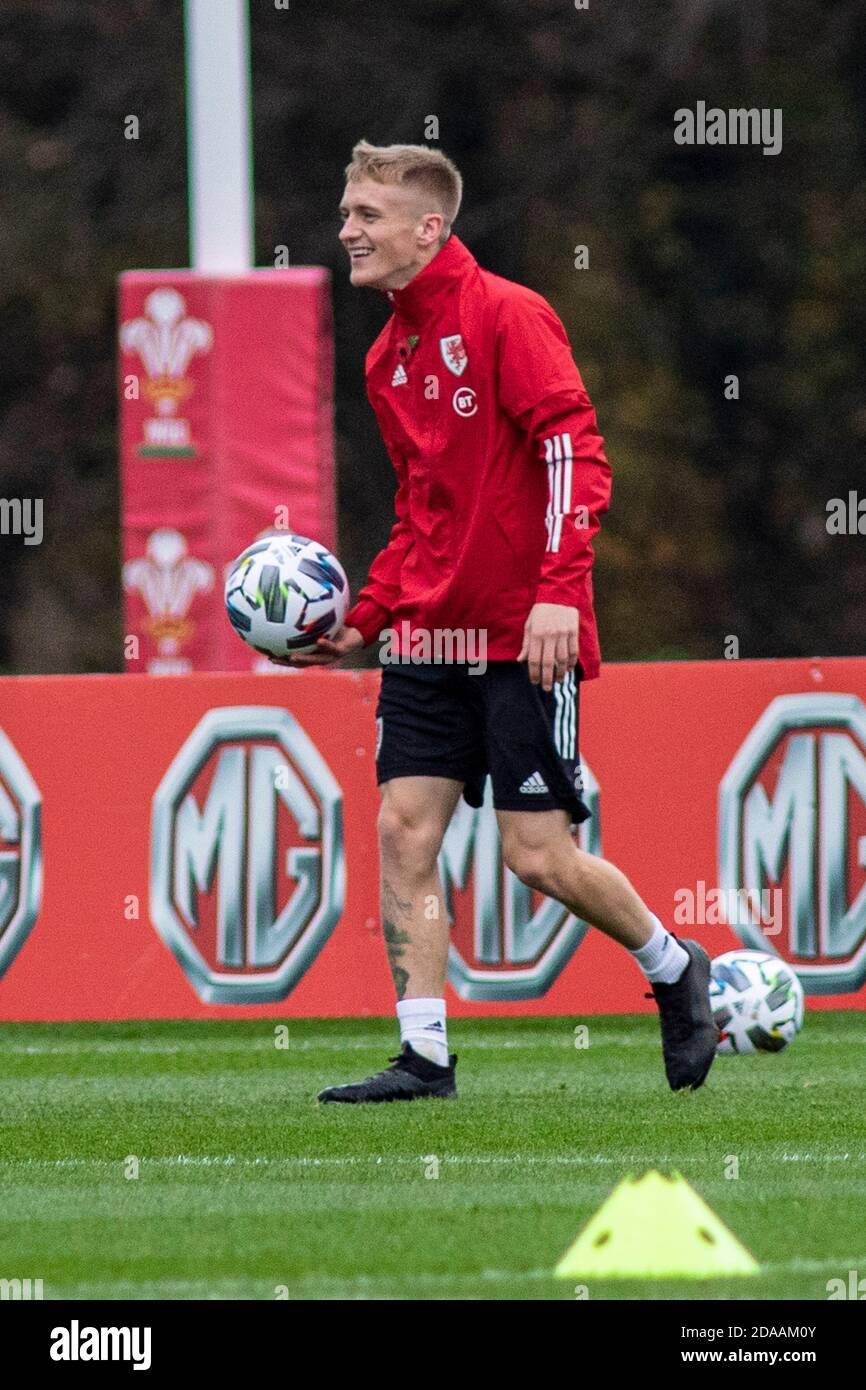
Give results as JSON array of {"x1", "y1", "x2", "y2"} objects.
[
  {"x1": 497, "y1": 808, "x2": 656, "y2": 948},
  {"x1": 377, "y1": 776, "x2": 465, "y2": 998}
]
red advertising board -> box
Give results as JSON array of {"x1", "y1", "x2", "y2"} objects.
[
  {"x1": 0, "y1": 657, "x2": 864, "y2": 1020},
  {"x1": 118, "y1": 271, "x2": 335, "y2": 674}
]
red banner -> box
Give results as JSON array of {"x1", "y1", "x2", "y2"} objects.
[
  {"x1": 118, "y1": 270, "x2": 335, "y2": 673},
  {"x1": 0, "y1": 657, "x2": 865, "y2": 1020}
]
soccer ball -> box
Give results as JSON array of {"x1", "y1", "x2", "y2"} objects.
[
  {"x1": 224, "y1": 534, "x2": 349, "y2": 658},
  {"x1": 709, "y1": 949, "x2": 805, "y2": 1055}
]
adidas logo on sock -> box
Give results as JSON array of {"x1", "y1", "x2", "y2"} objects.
[
  {"x1": 391, "y1": 362, "x2": 408, "y2": 386},
  {"x1": 424, "y1": 1021, "x2": 445, "y2": 1031},
  {"x1": 519, "y1": 771, "x2": 549, "y2": 794}
]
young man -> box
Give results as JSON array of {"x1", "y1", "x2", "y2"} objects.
[{"x1": 277, "y1": 140, "x2": 719, "y2": 1101}]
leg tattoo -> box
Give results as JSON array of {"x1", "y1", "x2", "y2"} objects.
[
  {"x1": 383, "y1": 919, "x2": 410, "y2": 999},
  {"x1": 381, "y1": 880, "x2": 413, "y2": 1000}
]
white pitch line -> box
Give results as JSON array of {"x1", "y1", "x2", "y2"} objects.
[
  {"x1": 0, "y1": 1154, "x2": 616, "y2": 1171},
  {"x1": 0, "y1": 1037, "x2": 636, "y2": 1055},
  {"x1": 47, "y1": 1271, "x2": 556, "y2": 1297},
  {"x1": 780, "y1": 1152, "x2": 863, "y2": 1162},
  {"x1": 0, "y1": 1034, "x2": 859, "y2": 1056},
  {"x1": 762, "y1": 1255, "x2": 866, "y2": 1275},
  {"x1": 2, "y1": 1151, "x2": 864, "y2": 1171},
  {"x1": 44, "y1": 1255, "x2": 866, "y2": 1298}
]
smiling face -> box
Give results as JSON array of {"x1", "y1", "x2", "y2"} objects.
[{"x1": 338, "y1": 177, "x2": 445, "y2": 291}]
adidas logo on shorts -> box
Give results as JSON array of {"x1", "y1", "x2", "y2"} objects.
[{"x1": 519, "y1": 771, "x2": 549, "y2": 795}]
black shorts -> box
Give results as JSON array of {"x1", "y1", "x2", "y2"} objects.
[{"x1": 375, "y1": 660, "x2": 591, "y2": 824}]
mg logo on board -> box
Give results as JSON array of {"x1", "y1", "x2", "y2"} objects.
[
  {"x1": 438, "y1": 768, "x2": 601, "y2": 1000},
  {"x1": 151, "y1": 707, "x2": 344, "y2": 1003},
  {"x1": 0, "y1": 729, "x2": 42, "y2": 981},
  {"x1": 720, "y1": 693, "x2": 866, "y2": 994}
]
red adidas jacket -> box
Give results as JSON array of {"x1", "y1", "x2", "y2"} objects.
[{"x1": 345, "y1": 234, "x2": 612, "y2": 678}]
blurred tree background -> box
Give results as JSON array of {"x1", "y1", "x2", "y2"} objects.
[{"x1": 0, "y1": 0, "x2": 864, "y2": 673}]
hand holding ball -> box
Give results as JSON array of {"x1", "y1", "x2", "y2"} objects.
[{"x1": 225, "y1": 534, "x2": 351, "y2": 661}]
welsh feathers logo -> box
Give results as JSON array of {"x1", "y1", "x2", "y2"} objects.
[
  {"x1": 123, "y1": 528, "x2": 214, "y2": 674},
  {"x1": 440, "y1": 334, "x2": 468, "y2": 376},
  {"x1": 119, "y1": 287, "x2": 213, "y2": 458}
]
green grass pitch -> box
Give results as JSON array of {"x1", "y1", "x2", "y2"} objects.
[{"x1": 0, "y1": 1014, "x2": 864, "y2": 1300}]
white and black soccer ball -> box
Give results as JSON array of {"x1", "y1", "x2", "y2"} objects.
[
  {"x1": 709, "y1": 949, "x2": 805, "y2": 1055},
  {"x1": 224, "y1": 534, "x2": 349, "y2": 658}
]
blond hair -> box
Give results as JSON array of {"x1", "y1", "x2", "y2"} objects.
[{"x1": 345, "y1": 140, "x2": 463, "y2": 244}]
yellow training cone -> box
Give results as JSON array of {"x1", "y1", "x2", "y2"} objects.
[{"x1": 554, "y1": 1170, "x2": 760, "y2": 1279}]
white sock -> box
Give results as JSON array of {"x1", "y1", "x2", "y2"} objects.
[
  {"x1": 396, "y1": 997, "x2": 449, "y2": 1066},
  {"x1": 631, "y1": 916, "x2": 689, "y2": 984}
]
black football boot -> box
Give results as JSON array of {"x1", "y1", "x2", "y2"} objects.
[
  {"x1": 317, "y1": 1042, "x2": 458, "y2": 1103},
  {"x1": 647, "y1": 939, "x2": 720, "y2": 1091}
]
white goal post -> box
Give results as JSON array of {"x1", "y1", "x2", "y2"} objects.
[{"x1": 184, "y1": 0, "x2": 255, "y2": 272}]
